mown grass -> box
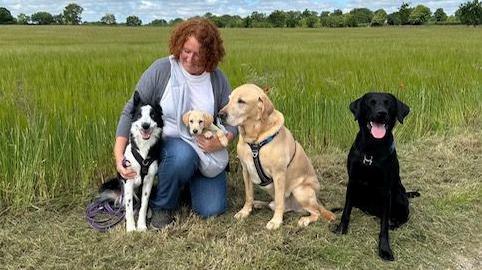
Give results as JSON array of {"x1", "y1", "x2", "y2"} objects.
[
  {"x1": 0, "y1": 26, "x2": 481, "y2": 210},
  {"x1": 0, "y1": 130, "x2": 480, "y2": 269}
]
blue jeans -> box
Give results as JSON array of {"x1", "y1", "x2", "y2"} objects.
[{"x1": 150, "y1": 137, "x2": 227, "y2": 218}]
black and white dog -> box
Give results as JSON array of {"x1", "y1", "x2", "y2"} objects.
[
  {"x1": 100, "y1": 91, "x2": 163, "y2": 232},
  {"x1": 333, "y1": 92, "x2": 419, "y2": 261}
]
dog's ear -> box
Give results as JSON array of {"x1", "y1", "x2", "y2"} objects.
[
  {"x1": 396, "y1": 99, "x2": 410, "y2": 124},
  {"x1": 349, "y1": 97, "x2": 362, "y2": 121},
  {"x1": 133, "y1": 91, "x2": 141, "y2": 107},
  {"x1": 182, "y1": 111, "x2": 191, "y2": 126},
  {"x1": 258, "y1": 94, "x2": 274, "y2": 120},
  {"x1": 203, "y1": 112, "x2": 214, "y2": 127}
]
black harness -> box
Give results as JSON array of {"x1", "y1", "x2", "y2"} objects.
[
  {"x1": 128, "y1": 135, "x2": 161, "y2": 185},
  {"x1": 247, "y1": 130, "x2": 297, "y2": 187},
  {"x1": 353, "y1": 142, "x2": 396, "y2": 166}
]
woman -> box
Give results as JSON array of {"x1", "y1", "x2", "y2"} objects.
[{"x1": 114, "y1": 18, "x2": 236, "y2": 230}]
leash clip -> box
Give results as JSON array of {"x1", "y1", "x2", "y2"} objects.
[{"x1": 363, "y1": 155, "x2": 373, "y2": 166}]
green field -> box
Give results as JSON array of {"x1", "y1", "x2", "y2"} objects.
[{"x1": 0, "y1": 26, "x2": 481, "y2": 269}]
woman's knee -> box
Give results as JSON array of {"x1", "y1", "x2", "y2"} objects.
[{"x1": 194, "y1": 201, "x2": 226, "y2": 219}]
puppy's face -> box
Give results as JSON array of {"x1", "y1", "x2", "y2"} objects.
[
  {"x1": 219, "y1": 84, "x2": 273, "y2": 126},
  {"x1": 182, "y1": 110, "x2": 213, "y2": 135},
  {"x1": 350, "y1": 92, "x2": 409, "y2": 140},
  {"x1": 130, "y1": 91, "x2": 164, "y2": 140}
]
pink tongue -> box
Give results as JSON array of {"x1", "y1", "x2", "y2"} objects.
[
  {"x1": 371, "y1": 123, "x2": 386, "y2": 139},
  {"x1": 141, "y1": 130, "x2": 151, "y2": 139}
]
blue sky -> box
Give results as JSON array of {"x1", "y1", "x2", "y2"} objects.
[{"x1": 3, "y1": 1, "x2": 462, "y2": 23}]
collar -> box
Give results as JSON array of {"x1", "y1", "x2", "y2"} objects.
[
  {"x1": 247, "y1": 130, "x2": 280, "y2": 158},
  {"x1": 353, "y1": 141, "x2": 396, "y2": 166}
]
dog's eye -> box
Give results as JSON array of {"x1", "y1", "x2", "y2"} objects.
[
  {"x1": 383, "y1": 100, "x2": 389, "y2": 106},
  {"x1": 238, "y1": 99, "x2": 245, "y2": 104},
  {"x1": 370, "y1": 100, "x2": 376, "y2": 105},
  {"x1": 199, "y1": 120, "x2": 203, "y2": 124},
  {"x1": 189, "y1": 120, "x2": 193, "y2": 123}
]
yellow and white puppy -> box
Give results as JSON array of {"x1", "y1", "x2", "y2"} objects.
[{"x1": 182, "y1": 110, "x2": 229, "y2": 147}]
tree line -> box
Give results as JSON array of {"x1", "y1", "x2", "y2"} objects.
[{"x1": 1, "y1": 1, "x2": 481, "y2": 27}]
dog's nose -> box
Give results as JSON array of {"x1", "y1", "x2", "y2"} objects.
[
  {"x1": 376, "y1": 111, "x2": 388, "y2": 120},
  {"x1": 193, "y1": 129, "x2": 198, "y2": 134},
  {"x1": 218, "y1": 111, "x2": 227, "y2": 121},
  {"x1": 142, "y1": 123, "x2": 150, "y2": 130}
]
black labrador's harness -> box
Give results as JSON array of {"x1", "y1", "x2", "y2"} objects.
[{"x1": 247, "y1": 130, "x2": 297, "y2": 187}]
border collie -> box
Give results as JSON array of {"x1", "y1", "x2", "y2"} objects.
[{"x1": 100, "y1": 91, "x2": 163, "y2": 232}]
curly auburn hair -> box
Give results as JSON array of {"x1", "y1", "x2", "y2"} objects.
[{"x1": 169, "y1": 18, "x2": 225, "y2": 73}]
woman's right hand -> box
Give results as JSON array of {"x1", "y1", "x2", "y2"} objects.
[{"x1": 116, "y1": 159, "x2": 137, "y2": 179}]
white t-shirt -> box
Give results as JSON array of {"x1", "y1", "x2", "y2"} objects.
[{"x1": 161, "y1": 64, "x2": 214, "y2": 138}]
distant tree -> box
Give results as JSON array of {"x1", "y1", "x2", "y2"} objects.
[
  {"x1": 371, "y1": 9, "x2": 387, "y2": 26},
  {"x1": 304, "y1": 14, "x2": 319, "y2": 27},
  {"x1": 126, "y1": 15, "x2": 142, "y2": 26},
  {"x1": 332, "y1": 9, "x2": 343, "y2": 16},
  {"x1": 53, "y1": 14, "x2": 64, "y2": 24},
  {"x1": 0, "y1": 7, "x2": 15, "y2": 24},
  {"x1": 63, "y1": 3, "x2": 83, "y2": 24},
  {"x1": 344, "y1": 14, "x2": 358, "y2": 27},
  {"x1": 398, "y1": 2, "x2": 413, "y2": 25},
  {"x1": 17, "y1": 13, "x2": 30, "y2": 24},
  {"x1": 285, "y1": 11, "x2": 301, "y2": 27},
  {"x1": 320, "y1": 11, "x2": 330, "y2": 18},
  {"x1": 387, "y1": 12, "x2": 401, "y2": 25},
  {"x1": 457, "y1": 0, "x2": 482, "y2": 26},
  {"x1": 169, "y1": 18, "x2": 183, "y2": 26},
  {"x1": 433, "y1": 8, "x2": 448, "y2": 22},
  {"x1": 149, "y1": 18, "x2": 167, "y2": 26},
  {"x1": 409, "y1": 5, "x2": 432, "y2": 25},
  {"x1": 31, "y1": 11, "x2": 54, "y2": 25},
  {"x1": 349, "y1": 8, "x2": 374, "y2": 25},
  {"x1": 268, "y1": 10, "x2": 286, "y2": 27},
  {"x1": 101, "y1": 13, "x2": 116, "y2": 25}
]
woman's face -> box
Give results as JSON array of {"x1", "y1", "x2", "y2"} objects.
[{"x1": 180, "y1": 36, "x2": 204, "y2": 75}]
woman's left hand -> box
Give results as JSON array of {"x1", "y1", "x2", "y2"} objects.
[
  {"x1": 196, "y1": 134, "x2": 224, "y2": 153},
  {"x1": 196, "y1": 132, "x2": 233, "y2": 153}
]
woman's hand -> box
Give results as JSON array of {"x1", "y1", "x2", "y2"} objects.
[
  {"x1": 116, "y1": 159, "x2": 137, "y2": 179},
  {"x1": 196, "y1": 132, "x2": 233, "y2": 153}
]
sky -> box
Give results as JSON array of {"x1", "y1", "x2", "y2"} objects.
[{"x1": 2, "y1": 1, "x2": 462, "y2": 24}]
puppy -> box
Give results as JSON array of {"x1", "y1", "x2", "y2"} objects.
[
  {"x1": 100, "y1": 91, "x2": 163, "y2": 232},
  {"x1": 182, "y1": 110, "x2": 228, "y2": 147},
  {"x1": 220, "y1": 84, "x2": 335, "y2": 230},
  {"x1": 333, "y1": 92, "x2": 419, "y2": 261}
]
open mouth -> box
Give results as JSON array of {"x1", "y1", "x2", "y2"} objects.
[
  {"x1": 140, "y1": 129, "x2": 152, "y2": 140},
  {"x1": 368, "y1": 121, "x2": 386, "y2": 139}
]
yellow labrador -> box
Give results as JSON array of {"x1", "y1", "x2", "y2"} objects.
[
  {"x1": 219, "y1": 84, "x2": 335, "y2": 230},
  {"x1": 182, "y1": 110, "x2": 228, "y2": 147}
]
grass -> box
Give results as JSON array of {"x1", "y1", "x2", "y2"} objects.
[
  {"x1": 0, "y1": 130, "x2": 480, "y2": 269},
  {"x1": 0, "y1": 25, "x2": 481, "y2": 268}
]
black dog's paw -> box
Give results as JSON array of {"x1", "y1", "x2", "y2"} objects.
[
  {"x1": 378, "y1": 245, "x2": 395, "y2": 261},
  {"x1": 332, "y1": 222, "x2": 348, "y2": 235}
]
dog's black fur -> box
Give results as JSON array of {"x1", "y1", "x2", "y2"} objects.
[{"x1": 333, "y1": 92, "x2": 420, "y2": 261}]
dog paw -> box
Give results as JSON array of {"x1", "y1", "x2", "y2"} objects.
[
  {"x1": 324, "y1": 211, "x2": 337, "y2": 222},
  {"x1": 266, "y1": 219, "x2": 282, "y2": 230},
  {"x1": 379, "y1": 247, "x2": 395, "y2": 261},
  {"x1": 332, "y1": 223, "x2": 348, "y2": 235},
  {"x1": 137, "y1": 225, "x2": 147, "y2": 232},
  {"x1": 126, "y1": 224, "x2": 136, "y2": 232},
  {"x1": 234, "y1": 208, "x2": 251, "y2": 220},
  {"x1": 219, "y1": 136, "x2": 228, "y2": 147},
  {"x1": 204, "y1": 131, "x2": 213, "y2": 138},
  {"x1": 297, "y1": 217, "x2": 312, "y2": 227}
]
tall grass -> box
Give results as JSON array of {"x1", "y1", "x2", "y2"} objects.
[{"x1": 0, "y1": 26, "x2": 481, "y2": 208}]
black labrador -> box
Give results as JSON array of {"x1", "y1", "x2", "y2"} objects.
[{"x1": 333, "y1": 92, "x2": 420, "y2": 261}]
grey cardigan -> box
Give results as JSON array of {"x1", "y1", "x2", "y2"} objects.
[{"x1": 116, "y1": 57, "x2": 238, "y2": 138}]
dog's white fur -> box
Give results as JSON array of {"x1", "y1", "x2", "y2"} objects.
[
  {"x1": 182, "y1": 110, "x2": 228, "y2": 147},
  {"x1": 123, "y1": 105, "x2": 162, "y2": 232}
]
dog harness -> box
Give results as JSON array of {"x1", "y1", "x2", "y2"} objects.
[
  {"x1": 247, "y1": 130, "x2": 297, "y2": 187},
  {"x1": 354, "y1": 142, "x2": 396, "y2": 166},
  {"x1": 129, "y1": 135, "x2": 162, "y2": 185}
]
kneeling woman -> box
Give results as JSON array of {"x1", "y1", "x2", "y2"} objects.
[{"x1": 114, "y1": 18, "x2": 236, "y2": 229}]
